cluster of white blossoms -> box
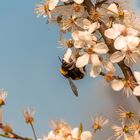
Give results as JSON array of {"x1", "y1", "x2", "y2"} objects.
[
  {"x1": 38, "y1": 116, "x2": 108, "y2": 140},
  {"x1": 35, "y1": 0, "x2": 140, "y2": 97},
  {"x1": 110, "y1": 107, "x2": 140, "y2": 140},
  {"x1": 36, "y1": 107, "x2": 140, "y2": 140},
  {"x1": 0, "y1": 92, "x2": 139, "y2": 140}
]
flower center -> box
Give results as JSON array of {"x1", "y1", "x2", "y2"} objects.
[
  {"x1": 0, "y1": 99, "x2": 4, "y2": 106},
  {"x1": 93, "y1": 123, "x2": 101, "y2": 132},
  {"x1": 123, "y1": 125, "x2": 129, "y2": 133},
  {"x1": 73, "y1": 5, "x2": 81, "y2": 13},
  {"x1": 104, "y1": 73, "x2": 114, "y2": 82},
  {"x1": 86, "y1": 47, "x2": 93, "y2": 54},
  {"x1": 90, "y1": 9, "x2": 101, "y2": 21},
  {"x1": 125, "y1": 112, "x2": 134, "y2": 119},
  {"x1": 121, "y1": 30, "x2": 127, "y2": 36},
  {"x1": 44, "y1": 5, "x2": 49, "y2": 13},
  {"x1": 118, "y1": 10, "x2": 125, "y2": 19},
  {"x1": 66, "y1": 40, "x2": 74, "y2": 48},
  {"x1": 126, "y1": 48, "x2": 132, "y2": 55}
]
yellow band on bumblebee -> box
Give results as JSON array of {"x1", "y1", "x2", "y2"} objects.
[{"x1": 60, "y1": 68, "x2": 68, "y2": 76}]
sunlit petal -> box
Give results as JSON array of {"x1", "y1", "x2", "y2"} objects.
[
  {"x1": 127, "y1": 27, "x2": 139, "y2": 36},
  {"x1": 126, "y1": 36, "x2": 140, "y2": 49},
  {"x1": 74, "y1": 0, "x2": 84, "y2": 4},
  {"x1": 93, "y1": 43, "x2": 109, "y2": 54},
  {"x1": 76, "y1": 53, "x2": 89, "y2": 68},
  {"x1": 110, "y1": 51, "x2": 125, "y2": 63},
  {"x1": 90, "y1": 54, "x2": 101, "y2": 66},
  {"x1": 111, "y1": 79, "x2": 124, "y2": 91},
  {"x1": 104, "y1": 28, "x2": 120, "y2": 39},
  {"x1": 90, "y1": 66, "x2": 101, "y2": 78},
  {"x1": 107, "y1": 3, "x2": 118, "y2": 14},
  {"x1": 88, "y1": 22, "x2": 100, "y2": 34},
  {"x1": 133, "y1": 86, "x2": 140, "y2": 96},
  {"x1": 114, "y1": 36, "x2": 127, "y2": 50},
  {"x1": 63, "y1": 48, "x2": 72, "y2": 63},
  {"x1": 134, "y1": 71, "x2": 140, "y2": 85},
  {"x1": 49, "y1": 0, "x2": 59, "y2": 10}
]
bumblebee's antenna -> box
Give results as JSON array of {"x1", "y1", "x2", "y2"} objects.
[{"x1": 58, "y1": 56, "x2": 62, "y2": 63}]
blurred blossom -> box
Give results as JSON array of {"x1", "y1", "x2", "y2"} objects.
[
  {"x1": 39, "y1": 121, "x2": 93, "y2": 140},
  {"x1": 23, "y1": 107, "x2": 35, "y2": 124},
  {"x1": 3, "y1": 123, "x2": 13, "y2": 133},
  {"x1": 0, "y1": 89, "x2": 8, "y2": 107},
  {"x1": 116, "y1": 107, "x2": 135, "y2": 121},
  {"x1": 91, "y1": 115, "x2": 108, "y2": 133},
  {"x1": 111, "y1": 123, "x2": 130, "y2": 140}
]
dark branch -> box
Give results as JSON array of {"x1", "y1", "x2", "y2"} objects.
[{"x1": 83, "y1": 0, "x2": 140, "y2": 102}]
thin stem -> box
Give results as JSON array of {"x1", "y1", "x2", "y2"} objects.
[
  {"x1": 30, "y1": 123, "x2": 37, "y2": 140},
  {"x1": 0, "y1": 108, "x2": 2, "y2": 124}
]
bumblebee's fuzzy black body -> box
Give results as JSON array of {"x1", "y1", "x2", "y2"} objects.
[
  {"x1": 60, "y1": 60, "x2": 85, "y2": 80},
  {"x1": 60, "y1": 59, "x2": 86, "y2": 97}
]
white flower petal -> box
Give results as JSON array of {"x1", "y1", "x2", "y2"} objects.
[
  {"x1": 71, "y1": 128, "x2": 79, "y2": 139},
  {"x1": 76, "y1": 18, "x2": 91, "y2": 29},
  {"x1": 111, "y1": 79, "x2": 124, "y2": 91},
  {"x1": 72, "y1": 31, "x2": 79, "y2": 41},
  {"x1": 127, "y1": 27, "x2": 139, "y2": 36},
  {"x1": 76, "y1": 53, "x2": 89, "y2": 68},
  {"x1": 63, "y1": 48, "x2": 72, "y2": 63},
  {"x1": 90, "y1": 66, "x2": 101, "y2": 78},
  {"x1": 113, "y1": 24, "x2": 126, "y2": 33},
  {"x1": 74, "y1": 0, "x2": 84, "y2": 4},
  {"x1": 92, "y1": 35, "x2": 97, "y2": 42},
  {"x1": 133, "y1": 86, "x2": 140, "y2": 96},
  {"x1": 90, "y1": 54, "x2": 101, "y2": 66},
  {"x1": 81, "y1": 131, "x2": 93, "y2": 140},
  {"x1": 110, "y1": 51, "x2": 125, "y2": 63},
  {"x1": 73, "y1": 31, "x2": 92, "y2": 41},
  {"x1": 74, "y1": 40, "x2": 84, "y2": 48},
  {"x1": 78, "y1": 31, "x2": 92, "y2": 41},
  {"x1": 104, "y1": 28, "x2": 120, "y2": 39},
  {"x1": 61, "y1": 0, "x2": 68, "y2": 1},
  {"x1": 88, "y1": 22, "x2": 100, "y2": 34},
  {"x1": 49, "y1": 0, "x2": 59, "y2": 10},
  {"x1": 102, "y1": 61, "x2": 116, "y2": 73},
  {"x1": 93, "y1": 43, "x2": 109, "y2": 54},
  {"x1": 134, "y1": 71, "x2": 140, "y2": 85},
  {"x1": 47, "y1": 131, "x2": 56, "y2": 139},
  {"x1": 124, "y1": 56, "x2": 134, "y2": 67},
  {"x1": 126, "y1": 36, "x2": 140, "y2": 49},
  {"x1": 107, "y1": 3, "x2": 118, "y2": 14},
  {"x1": 114, "y1": 36, "x2": 127, "y2": 50}
]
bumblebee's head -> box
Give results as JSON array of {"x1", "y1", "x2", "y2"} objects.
[
  {"x1": 60, "y1": 67, "x2": 69, "y2": 78},
  {"x1": 60, "y1": 60, "x2": 71, "y2": 78}
]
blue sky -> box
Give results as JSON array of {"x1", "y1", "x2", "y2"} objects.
[{"x1": 0, "y1": 0, "x2": 140, "y2": 140}]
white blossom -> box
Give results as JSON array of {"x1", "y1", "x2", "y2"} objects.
[
  {"x1": 0, "y1": 89, "x2": 8, "y2": 106},
  {"x1": 105, "y1": 23, "x2": 140, "y2": 66},
  {"x1": 133, "y1": 71, "x2": 140, "y2": 96},
  {"x1": 75, "y1": 42, "x2": 108, "y2": 77},
  {"x1": 49, "y1": 0, "x2": 84, "y2": 11},
  {"x1": 71, "y1": 128, "x2": 93, "y2": 140}
]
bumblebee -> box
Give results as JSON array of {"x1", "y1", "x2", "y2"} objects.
[{"x1": 59, "y1": 58, "x2": 86, "y2": 97}]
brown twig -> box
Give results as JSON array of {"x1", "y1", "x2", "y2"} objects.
[
  {"x1": 0, "y1": 123, "x2": 32, "y2": 140},
  {"x1": 83, "y1": 0, "x2": 140, "y2": 102},
  {"x1": 100, "y1": 72, "x2": 123, "y2": 80}
]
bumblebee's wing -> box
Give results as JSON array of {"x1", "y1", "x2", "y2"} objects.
[{"x1": 68, "y1": 78, "x2": 78, "y2": 97}]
